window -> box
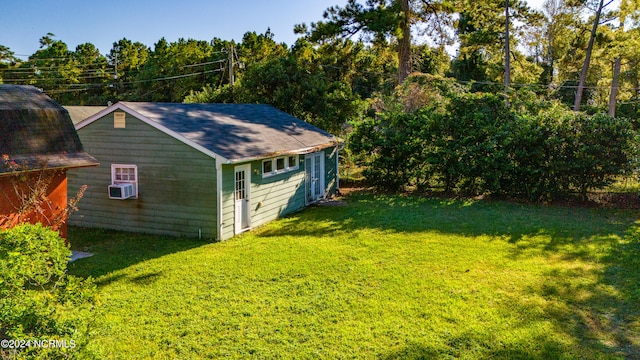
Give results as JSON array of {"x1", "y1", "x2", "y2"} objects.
[
  {"x1": 263, "y1": 160, "x2": 272, "y2": 174},
  {"x1": 262, "y1": 155, "x2": 299, "y2": 178},
  {"x1": 288, "y1": 156, "x2": 298, "y2": 169},
  {"x1": 111, "y1": 164, "x2": 138, "y2": 198}
]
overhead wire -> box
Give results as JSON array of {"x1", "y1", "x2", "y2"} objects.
[
  {"x1": 40, "y1": 67, "x2": 227, "y2": 94},
  {"x1": 3, "y1": 50, "x2": 639, "y2": 98},
  {"x1": 1, "y1": 57, "x2": 227, "y2": 85},
  {"x1": 9, "y1": 49, "x2": 229, "y2": 63}
]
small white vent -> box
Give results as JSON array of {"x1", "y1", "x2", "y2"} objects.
[
  {"x1": 108, "y1": 183, "x2": 135, "y2": 199},
  {"x1": 114, "y1": 111, "x2": 126, "y2": 128}
]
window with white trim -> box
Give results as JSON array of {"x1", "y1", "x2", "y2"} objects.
[
  {"x1": 111, "y1": 164, "x2": 138, "y2": 198},
  {"x1": 262, "y1": 155, "x2": 299, "y2": 178}
]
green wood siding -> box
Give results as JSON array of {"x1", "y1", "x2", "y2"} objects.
[
  {"x1": 67, "y1": 112, "x2": 218, "y2": 239},
  {"x1": 220, "y1": 160, "x2": 306, "y2": 240},
  {"x1": 219, "y1": 147, "x2": 339, "y2": 241},
  {"x1": 324, "y1": 146, "x2": 339, "y2": 196}
]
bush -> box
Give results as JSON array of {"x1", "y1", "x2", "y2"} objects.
[
  {"x1": 567, "y1": 113, "x2": 637, "y2": 197},
  {"x1": 349, "y1": 88, "x2": 639, "y2": 200},
  {"x1": 349, "y1": 112, "x2": 419, "y2": 191},
  {"x1": 428, "y1": 92, "x2": 513, "y2": 194},
  {"x1": 0, "y1": 223, "x2": 96, "y2": 359}
]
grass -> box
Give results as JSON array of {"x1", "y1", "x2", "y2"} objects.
[
  {"x1": 67, "y1": 193, "x2": 640, "y2": 359},
  {"x1": 605, "y1": 176, "x2": 640, "y2": 193}
]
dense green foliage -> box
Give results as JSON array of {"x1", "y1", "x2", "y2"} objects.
[
  {"x1": 0, "y1": 224, "x2": 96, "y2": 359},
  {"x1": 66, "y1": 195, "x2": 640, "y2": 358},
  {"x1": 186, "y1": 38, "x2": 372, "y2": 134},
  {"x1": 350, "y1": 77, "x2": 639, "y2": 199},
  {"x1": 1, "y1": 0, "x2": 640, "y2": 129},
  {"x1": 1, "y1": 2, "x2": 639, "y2": 189}
]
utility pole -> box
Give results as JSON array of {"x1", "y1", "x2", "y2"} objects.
[
  {"x1": 228, "y1": 45, "x2": 235, "y2": 88},
  {"x1": 110, "y1": 45, "x2": 120, "y2": 100},
  {"x1": 114, "y1": 45, "x2": 119, "y2": 80},
  {"x1": 505, "y1": 0, "x2": 511, "y2": 100}
]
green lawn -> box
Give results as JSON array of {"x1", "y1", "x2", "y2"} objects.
[{"x1": 67, "y1": 193, "x2": 640, "y2": 359}]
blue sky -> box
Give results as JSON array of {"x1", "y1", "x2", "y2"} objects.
[
  {"x1": 1, "y1": 0, "x2": 544, "y2": 59},
  {"x1": 0, "y1": 0, "x2": 341, "y2": 59}
]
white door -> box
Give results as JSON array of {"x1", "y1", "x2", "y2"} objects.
[
  {"x1": 305, "y1": 152, "x2": 325, "y2": 204},
  {"x1": 234, "y1": 164, "x2": 251, "y2": 234}
]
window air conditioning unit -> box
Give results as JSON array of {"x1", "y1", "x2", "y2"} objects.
[{"x1": 108, "y1": 183, "x2": 135, "y2": 199}]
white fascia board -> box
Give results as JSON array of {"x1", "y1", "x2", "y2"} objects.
[
  {"x1": 74, "y1": 103, "x2": 124, "y2": 130},
  {"x1": 223, "y1": 142, "x2": 343, "y2": 165}
]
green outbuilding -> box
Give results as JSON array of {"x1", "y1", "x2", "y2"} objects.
[{"x1": 67, "y1": 102, "x2": 342, "y2": 240}]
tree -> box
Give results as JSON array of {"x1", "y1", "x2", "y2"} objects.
[
  {"x1": 27, "y1": 34, "x2": 79, "y2": 102},
  {"x1": 607, "y1": 0, "x2": 640, "y2": 115},
  {"x1": 134, "y1": 37, "x2": 223, "y2": 102},
  {"x1": 532, "y1": 0, "x2": 584, "y2": 86},
  {"x1": 0, "y1": 45, "x2": 17, "y2": 67},
  {"x1": 107, "y1": 38, "x2": 151, "y2": 101},
  {"x1": 299, "y1": 0, "x2": 454, "y2": 83},
  {"x1": 238, "y1": 38, "x2": 364, "y2": 134},
  {"x1": 66, "y1": 43, "x2": 111, "y2": 104},
  {"x1": 413, "y1": 44, "x2": 450, "y2": 75},
  {"x1": 451, "y1": 0, "x2": 541, "y2": 89},
  {"x1": 573, "y1": 0, "x2": 615, "y2": 112},
  {"x1": 0, "y1": 45, "x2": 18, "y2": 84}
]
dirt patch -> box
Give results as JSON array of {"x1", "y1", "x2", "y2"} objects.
[
  {"x1": 317, "y1": 199, "x2": 349, "y2": 207},
  {"x1": 585, "y1": 192, "x2": 640, "y2": 209}
]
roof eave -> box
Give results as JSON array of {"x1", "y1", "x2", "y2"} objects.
[
  {"x1": 0, "y1": 160, "x2": 99, "y2": 176},
  {"x1": 223, "y1": 140, "x2": 343, "y2": 164}
]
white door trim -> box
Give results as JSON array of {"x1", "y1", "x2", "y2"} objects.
[
  {"x1": 305, "y1": 152, "x2": 325, "y2": 204},
  {"x1": 234, "y1": 164, "x2": 251, "y2": 234}
]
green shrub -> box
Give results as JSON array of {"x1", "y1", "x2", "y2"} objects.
[
  {"x1": 0, "y1": 223, "x2": 96, "y2": 359},
  {"x1": 349, "y1": 112, "x2": 421, "y2": 191},
  {"x1": 429, "y1": 92, "x2": 513, "y2": 193},
  {"x1": 349, "y1": 88, "x2": 639, "y2": 200}
]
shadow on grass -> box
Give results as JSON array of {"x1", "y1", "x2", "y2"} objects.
[
  {"x1": 260, "y1": 192, "x2": 640, "y2": 358},
  {"x1": 600, "y1": 227, "x2": 640, "y2": 356},
  {"x1": 65, "y1": 193, "x2": 639, "y2": 358},
  {"x1": 260, "y1": 193, "x2": 636, "y2": 257},
  {"x1": 511, "y1": 225, "x2": 640, "y2": 359},
  {"x1": 66, "y1": 226, "x2": 208, "y2": 284}
]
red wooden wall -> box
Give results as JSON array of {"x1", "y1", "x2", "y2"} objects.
[{"x1": 0, "y1": 170, "x2": 68, "y2": 238}]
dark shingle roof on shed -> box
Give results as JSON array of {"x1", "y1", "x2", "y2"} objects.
[
  {"x1": 0, "y1": 85, "x2": 98, "y2": 174},
  {"x1": 117, "y1": 102, "x2": 341, "y2": 162}
]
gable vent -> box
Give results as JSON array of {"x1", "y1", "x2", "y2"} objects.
[{"x1": 114, "y1": 111, "x2": 126, "y2": 128}]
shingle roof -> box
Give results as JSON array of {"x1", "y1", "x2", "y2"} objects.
[
  {"x1": 97, "y1": 102, "x2": 342, "y2": 162},
  {"x1": 64, "y1": 106, "x2": 106, "y2": 125},
  {"x1": 0, "y1": 85, "x2": 98, "y2": 174}
]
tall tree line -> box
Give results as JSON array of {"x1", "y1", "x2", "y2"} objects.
[{"x1": 1, "y1": 0, "x2": 639, "y2": 130}]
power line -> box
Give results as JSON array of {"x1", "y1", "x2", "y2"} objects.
[
  {"x1": 24, "y1": 68, "x2": 227, "y2": 94},
  {"x1": 10, "y1": 49, "x2": 229, "y2": 63},
  {"x1": 181, "y1": 59, "x2": 227, "y2": 68},
  {"x1": 5, "y1": 52, "x2": 639, "y2": 98},
  {"x1": 118, "y1": 68, "x2": 225, "y2": 85},
  {"x1": 1, "y1": 58, "x2": 228, "y2": 83}
]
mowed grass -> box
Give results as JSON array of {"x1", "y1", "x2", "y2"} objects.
[{"x1": 67, "y1": 193, "x2": 640, "y2": 359}]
